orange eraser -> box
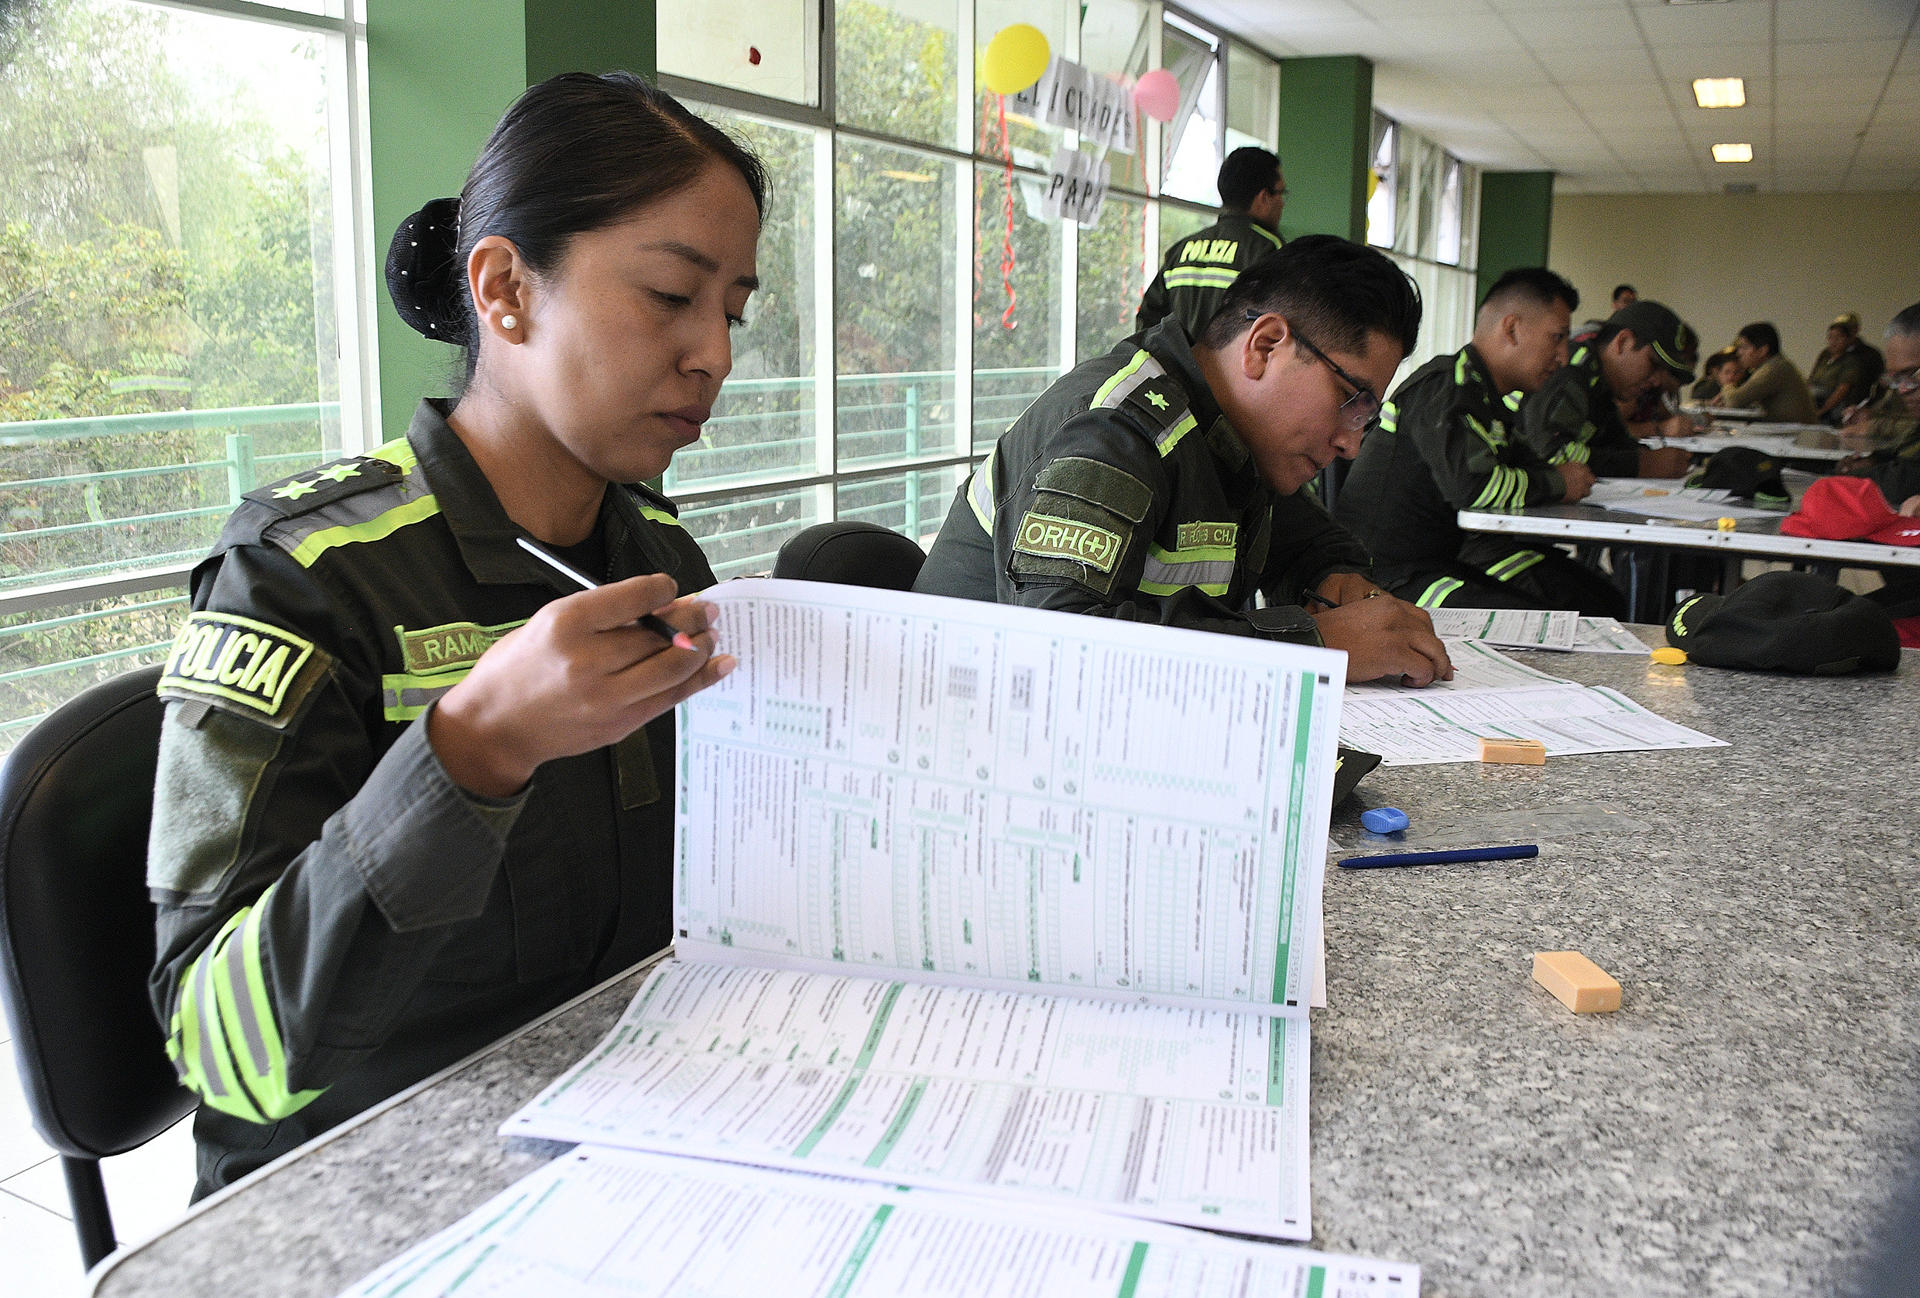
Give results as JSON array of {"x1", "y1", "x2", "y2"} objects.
[
  {"x1": 1532, "y1": 950, "x2": 1621, "y2": 1013},
  {"x1": 1479, "y1": 737, "x2": 1546, "y2": 765}
]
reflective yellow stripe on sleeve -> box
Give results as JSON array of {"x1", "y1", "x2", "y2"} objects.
[
  {"x1": 1486, "y1": 550, "x2": 1547, "y2": 582},
  {"x1": 1137, "y1": 542, "x2": 1236, "y2": 597},
  {"x1": 169, "y1": 885, "x2": 324, "y2": 1123}
]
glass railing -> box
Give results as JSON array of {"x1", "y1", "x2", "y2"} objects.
[{"x1": 0, "y1": 366, "x2": 1057, "y2": 748}]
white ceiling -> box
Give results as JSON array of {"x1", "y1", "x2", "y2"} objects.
[{"x1": 1179, "y1": 0, "x2": 1920, "y2": 195}]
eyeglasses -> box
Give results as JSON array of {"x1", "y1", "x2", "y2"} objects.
[
  {"x1": 1887, "y1": 369, "x2": 1920, "y2": 394},
  {"x1": 1267, "y1": 184, "x2": 1289, "y2": 198},
  {"x1": 1287, "y1": 324, "x2": 1381, "y2": 431}
]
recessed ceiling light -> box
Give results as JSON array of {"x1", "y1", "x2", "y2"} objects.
[
  {"x1": 1712, "y1": 143, "x2": 1753, "y2": 163},
  {"x1": 1693, "y1": 77, "x2": 1745, "y2": 109}
]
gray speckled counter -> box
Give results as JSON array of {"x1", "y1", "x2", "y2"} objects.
[{"x1": 90, "y1": 640, "x2": 1920, "y2": 1297}]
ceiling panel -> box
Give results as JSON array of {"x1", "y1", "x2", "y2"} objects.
[
  {"x1": 1631, "y1": 3, "x2": 1771, "y2": 47},
  {"x1": 1651, "y1": 43, "x2": 1772, "y2": 82},
  {"x1": 1775, "y1": 0, "x2": 1918, "y2": 43},
  {"x1": 1500, "y1": 7, "x2": 1643, "y2": 50},
  {"x1": 1841, "y1": 167, "x2": 1920, "y2": 190},
  {"x1": 1774, "y1": 40, "x2": 1905, "y2": 78},
  {"x1": 1180, "y1": 0, "x2": 1918, "y2": 195}
]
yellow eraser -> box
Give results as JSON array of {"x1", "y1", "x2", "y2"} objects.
[
  {"x1": 1716, "y1": 516, "x2": 1737, "y2": 531},
  {"x1": 1478, "y1": 737, "x2": 1546, "y2": 765},
  {"x1": 1650, "y1": 646, "x2": 1687, "y2": 665},
  {"x1": 1532, "y1": 950, "x2": 1622, "y2": 1013}
]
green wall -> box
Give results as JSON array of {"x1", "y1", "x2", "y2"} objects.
[
  {"x1": 1475, "y1": 171, "x2": 1555, "y2": 304},
  {"x1": 1276, "y1": 56, "x2": 1373, "y2": 243},
  {"x1": 365, "y1": 1, "x2": 658, "y2": 441}
]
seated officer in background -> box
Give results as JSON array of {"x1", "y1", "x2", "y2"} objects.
[
  {"x1": 1519, "y1": 298, "x2": 1697, "y2": 479},
  {"x1": 1134, "y1": 146, "x2": 1286, "y2": 340},
  {"x1": 1719, "y1": 321, "x2": 1819, "y2": 423},
  {"x1": 1839, "y1": 301, "x2": 1920, "y2": 503},
  {"x1": 916, "y1": 235, "x2": 1453, "y2": 686},
  {"x1": 1334, "y1": 268, "x2": 1624, "y2": 617}
]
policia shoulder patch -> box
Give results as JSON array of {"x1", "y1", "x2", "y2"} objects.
[{"x1": 159, "y1": 612, "x2": 330, "y2": 729}]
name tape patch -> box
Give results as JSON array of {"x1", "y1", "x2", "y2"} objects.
[
  {"x1": 397, "y1": 619, "x2": 526, "y2": 676},
  {"x1": 160, "y1": 612, "x2": 321, "y2": 723},
  {"x1": 1013, "y1": 511, "x2": 1123, "y2": 572},
  {"x1": 1176, "y1": 520, "x2": 1237, "y2": 550}
]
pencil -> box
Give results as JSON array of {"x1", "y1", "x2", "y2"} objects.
[{"x1": 514, "y1": 536, "x2": 698, "y2": 650}]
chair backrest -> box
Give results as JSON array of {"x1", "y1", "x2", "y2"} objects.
[
  {"x1": 0, "y1": 666, "x2": 194, "y2": 1160},
  {"x1": 772, "y1": 521, "x2": 927, "y2": 590}
]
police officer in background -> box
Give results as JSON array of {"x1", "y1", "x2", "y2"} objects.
[
  {"x1": 1134, "y1": 146, "x2": 1287, "y2": 340},
  {"x1": 1335, "y1": 267, "x2": 1625, "y2": 617},
  {"x1": 1518, "y1": 298, "x2": 1698, "y2": 479},
  {"x1": 917, "y1": 235, "x2": 1453, "y2": 686}
]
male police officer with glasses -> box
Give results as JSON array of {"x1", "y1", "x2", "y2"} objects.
[{"x1": 915, "y1": 235, "x2": 1453, "y2": 686}]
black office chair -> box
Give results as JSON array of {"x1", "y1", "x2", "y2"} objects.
[
  {"x1": 773, "y1": 520, "x2": 927, "y2": 590},
  {"x1": 0, "y1": 666, "x2": 194, "y2": 1270}
]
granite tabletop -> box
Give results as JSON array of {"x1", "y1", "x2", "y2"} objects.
[{"x1": 89, "y1": 639, "x2": 1920, "y2": 1298}]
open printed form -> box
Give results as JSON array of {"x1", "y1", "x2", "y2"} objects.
[
  {"x1": 1425, "y1": 609, "x2": 1650, "y2": 655},
  {"x1": 508, "y1": 581, "x2": 1347, "y2": 1239},
  {"x1": 674, "y1": 580, "x2": 1344, "y2": 1013},
  {"x1": 1426, "y1": 607, "x2": 1578, "y2": 650},
  {"x1": 1587, "y1": 478, "x2": 1781, "y2": 521},
  {"x1": 1342, "y1": 641, "x2": 1725, "y2": 765},
  {"x1": 505, "y1": 960, "x2": 1311, "y2": 1236},
  {"x1": 1572, "y1": 617, "x2": 1652, "y2": 654},
  {"x1": 342, "y1": 1147, "x2": 1420, "y2": 1298}
]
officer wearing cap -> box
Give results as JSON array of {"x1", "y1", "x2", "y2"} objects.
[
  {"x1": 1720, "y1": 321, "x2": 1819, "y2": 423},
  {"x1": 1135, "y1": 147, "x2": 1286, "y2": 340},
  {"x1": 917, "y1": 235, "x2": 1454, "y2": 687},
  {"x1": 1518, "y1": 298, "x2": 1699, "y2": 479},
  {"x1": 1809, "y1": 312, "x2": 1884, "y2": 425},
  {"x1": 1335, "y1": 268, "x2": 1625, "y2": 617}
]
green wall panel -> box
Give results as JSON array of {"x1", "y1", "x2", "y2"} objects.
[
  {"x1": 1276, "y1": 56, "x2": 1372, "y2": 243},
  {"x1": 366, "y1": 1, "x2": 658, "y2": 440},
  {"x1": 1476, "y1": 171, "x2": 1555, "y2": 305}
]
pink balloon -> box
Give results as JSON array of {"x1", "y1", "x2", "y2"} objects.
[{"x1": 1134, "y1": 69, "x2": 1180, "y2": 123}]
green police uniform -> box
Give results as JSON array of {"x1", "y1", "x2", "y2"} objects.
[
  {"x1": 1332, "y1": 345, "x2": 1621, "y2": 616},
  {"x1": 1809, "y1": 340, "x2": 1879, "y2": 416},
  {"x1": 1134, "y1": 213, "x2": 1284, "y2": 341},
  {"x1": 1518, "y1": 341, "x2": 1641, "y2": 476},
  {"x1": 912, "y1": 316, "x2": 1368, "y2": 642},
  {"x1": 148, "y1": 400, "x2": 711, "y2": 1197}
]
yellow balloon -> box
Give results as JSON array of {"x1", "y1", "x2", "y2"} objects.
[{"x1": 984, "y1": 24, "x2": 1050, "y2": 96}]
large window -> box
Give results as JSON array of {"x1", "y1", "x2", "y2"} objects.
[
  {"x1": 657, "y1": 0, "x2": 1279, "y2": 581},
  {"x1": 1366, "y1": 111, "x2": 1480, "y2": 380},
  {"x1": 0, "y1": 0, "x2": 369, "y2": 747}
]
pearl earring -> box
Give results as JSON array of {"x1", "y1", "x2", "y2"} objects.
[{"x1": 500, "y1": 314, "x2": 518, "y2": 332}]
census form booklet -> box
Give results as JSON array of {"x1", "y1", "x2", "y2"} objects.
[
  {"x1": 342, "y1": 1147, "x2": 1421, "y2": 1298},
  {"x1": 505, "y1": 580, "x2": 1347, "y2": 1239}
]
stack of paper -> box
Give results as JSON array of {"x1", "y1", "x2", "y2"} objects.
[
  {"x1": 345, "y1": 1148, "x2": 1420, "y2": 1298},
  {"x1": 1425, "y1": 608, "x2": 1650, "y2": 655},
  {"x1": 339, "y1": 582, "x2": 1418, "y2": 1296},
  {"x1": 1342, "y1": 639, "x2": 1725, "y2": 765}
]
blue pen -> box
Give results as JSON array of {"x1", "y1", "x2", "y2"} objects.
[{"x1": 1337, "y1": 844, "x2": 1539, "y2": 869}]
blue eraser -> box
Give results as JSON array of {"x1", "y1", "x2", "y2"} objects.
[{"x1": 1361, "y1": 806, "x2": 1410, "y2": 835}]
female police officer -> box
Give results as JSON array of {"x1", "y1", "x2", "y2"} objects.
[{"x1": 146, "y1": 73, "x2": 761, "y2": 1196}]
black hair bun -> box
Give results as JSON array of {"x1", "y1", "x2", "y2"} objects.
[{"x1": 384, "y1": 197, "x2": 467, "y2": 345}]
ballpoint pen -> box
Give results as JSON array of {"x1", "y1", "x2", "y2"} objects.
[
  {"x1": 1337, "y1": 844, "x2": 1539, "y2": 869},
  {"x1": 515, "y1": 536, "x2": 699, "y2": 650}
]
